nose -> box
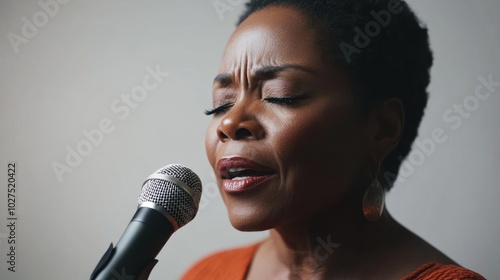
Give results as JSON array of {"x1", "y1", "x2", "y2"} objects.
[{"x1": 216, "y1": 102, "x2": 265, "y2": 142}]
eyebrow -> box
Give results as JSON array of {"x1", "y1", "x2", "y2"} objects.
[{"x1": 213, "y1": 64, "x2": 317, "y2": 85}]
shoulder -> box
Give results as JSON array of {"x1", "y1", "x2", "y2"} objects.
[
  {"x1": 403, "y1": 262, "x2": 486, "y2": 280},
  {"x1": 181, "y1": 242, "x2": 261, "y2": 280}
]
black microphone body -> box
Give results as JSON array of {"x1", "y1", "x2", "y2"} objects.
[
  {"x1": 92, "y1": 207, "x2": 174, "y2": 280},
  {"x1": 90, "y1": 164, "x2": 202, "y2": 280}
]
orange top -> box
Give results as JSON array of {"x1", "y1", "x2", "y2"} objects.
[{"x1": 182, "y1": 243, "x2": 486, "y2": 280}]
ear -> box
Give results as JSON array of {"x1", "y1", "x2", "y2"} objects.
[{"x1": 368, "y1": 98, "x2": 405, "y2": 162}]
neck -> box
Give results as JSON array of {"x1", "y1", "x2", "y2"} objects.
[{"x1": 264, "y1": 198, "x2": 400, "y2": 278}]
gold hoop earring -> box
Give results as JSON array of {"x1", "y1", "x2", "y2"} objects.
[{"x1": 362, "y1": 161, "x2": 384, "y2": 222}]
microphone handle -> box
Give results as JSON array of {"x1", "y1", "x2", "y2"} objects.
[{"x1": 91, "y1": 207, "x2": 174, "y2": 280}]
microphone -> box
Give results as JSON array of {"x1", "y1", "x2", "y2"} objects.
[{"x1": 90, "y1": 164, "x2": 202, "y2": 280}]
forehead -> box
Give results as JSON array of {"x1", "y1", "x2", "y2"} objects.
[{"x1": 219, "y1": 6, "x2": 326, "y2": 75}]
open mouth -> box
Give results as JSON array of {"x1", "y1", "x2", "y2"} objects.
[
  {"x1": 217, "y1": 156, "x2": 276, "y2": 180},
  {"x1": 224, "y1": 168, "x2": 274, "y2": 180},
  {"x1": 217, "y1": 157, "x2": 276, "y2": 193}
]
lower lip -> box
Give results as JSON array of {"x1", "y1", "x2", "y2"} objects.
[{"x1": 222, "y1": 175, "x2": 274, "y2": 193}]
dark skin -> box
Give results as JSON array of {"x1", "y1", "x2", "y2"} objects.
[{"x1": 205, "y1": 6, "x2": 456, "y2": 279}]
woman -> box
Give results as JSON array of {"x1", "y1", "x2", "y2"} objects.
[{"x1": 183, "y1": 0, "x2": 485, "y2": 279}]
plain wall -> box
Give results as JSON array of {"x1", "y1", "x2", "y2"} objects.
[{"x1": 0, "y1": 0, "x2": 498, "y2": 279}]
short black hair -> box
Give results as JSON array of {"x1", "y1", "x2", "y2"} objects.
[{"x1": 237, "y1": 0, "x2": 433, "y2": 191}]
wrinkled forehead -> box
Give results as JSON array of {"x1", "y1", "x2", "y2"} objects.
[{"x1": 219, "y1": 6, "x2": 325, "y2": 77}]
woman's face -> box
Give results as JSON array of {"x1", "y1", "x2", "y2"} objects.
[{"x1": 205, "y1": 6, "x2": 370, "y2": 231}]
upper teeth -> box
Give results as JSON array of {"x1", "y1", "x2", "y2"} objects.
[
  {"x1": 227, "y1": 168, "x2": 250, "y2": 179},
  {"x1": 228, "y1": 168, "x2": 247, "y2": 173}
]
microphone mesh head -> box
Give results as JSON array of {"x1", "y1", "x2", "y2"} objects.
[{"x1": 138, "y1": 164, "x2": 202, "y2": 229}]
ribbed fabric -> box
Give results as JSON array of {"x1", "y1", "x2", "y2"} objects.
[
  {"x1": 401, "y1": 262, "x2": 486, "y2": 280},
  {"x1": 182, "y1": 243, "x2": 486, "y2": 280},
  {"x1": 182, "y1": 243, "x2": 260, "y2": 280}
]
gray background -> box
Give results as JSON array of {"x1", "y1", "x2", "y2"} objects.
[{"x1": 0, "y1": 0, "x2": 499, "y2": 279}]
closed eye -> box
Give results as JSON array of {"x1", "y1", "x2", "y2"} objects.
[
  {"x1": 204, "y1": 103, "x2": 233, "y2": 116},
  {"x1": 263, "y1": 95, "x2": 308, "y2": 105},
  {"x1": 205, "y1": 95, "x2": 308, "y2": 115}
]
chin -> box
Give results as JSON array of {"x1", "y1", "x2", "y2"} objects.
[{"x1": 226, "y1": 204, "x2": 282, "y2": 232}]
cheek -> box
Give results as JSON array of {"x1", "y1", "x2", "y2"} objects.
[
  {"x1": 281, "y1": 105, "x2": 360, "y2": 154},
  {"x1": 273, "y1": 105, "x2": 366, "y2": 192}
]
